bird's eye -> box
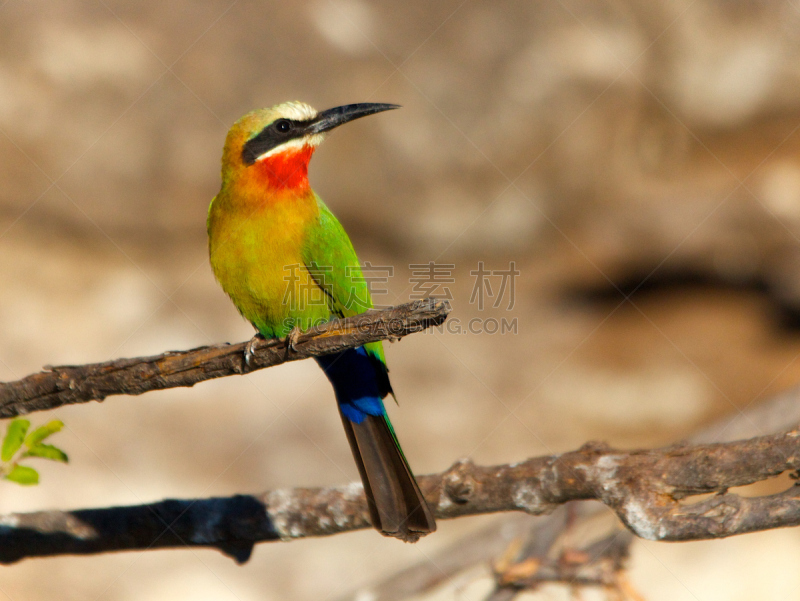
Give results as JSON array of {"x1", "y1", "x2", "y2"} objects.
[{"x1": 275, "y1": 119, "x2": 291, "y2": 133}]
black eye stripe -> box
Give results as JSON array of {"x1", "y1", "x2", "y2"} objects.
[{"x1": 241, "y1": 118, "x2": 313, "y2": 165}]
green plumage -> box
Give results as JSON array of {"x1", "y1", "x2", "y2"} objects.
[{"x1": 208, "y1": 101, "x2": 435, "y2": 541}]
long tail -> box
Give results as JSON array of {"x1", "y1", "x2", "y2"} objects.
[{"x1": 316, "y1": 347, "x2": 436, "y2": 542}]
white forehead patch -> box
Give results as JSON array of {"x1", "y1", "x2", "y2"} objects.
[{"x1": 276, "y1": 101, "x2": 318, "y2": 121}]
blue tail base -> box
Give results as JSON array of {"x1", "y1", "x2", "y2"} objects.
[{"x1": 315, "y1": 347, "x2": 386, "y2": 424}]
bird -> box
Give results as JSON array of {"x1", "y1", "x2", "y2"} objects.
[{"x1": 207, "y1": 101, "x2": 436, "y2": 542}]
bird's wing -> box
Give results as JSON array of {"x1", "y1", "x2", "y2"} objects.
[
  {"x1": 302, "y1": 197, "x2": 373, "y2": 318},
  {"x1": 302, "y1": 196, "x2": 393, "y2": 398}
]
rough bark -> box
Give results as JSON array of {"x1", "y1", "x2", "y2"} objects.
[
  {"x1": 2, "y1": 424, "x2": 800, "y2": 564},
  {"x1": 3, "y1": 296, "x2": 800, "y2": 565},
  {"x1": 0, "y1": 298, "x2": 449, "y2": 418},
  {"x1": 347, "y1": 383, "x2": 800, "y2": 601}
]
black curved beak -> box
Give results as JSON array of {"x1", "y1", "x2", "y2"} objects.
[{"x1": 308, "y1": 103, "x2": 401, "y2": 135}]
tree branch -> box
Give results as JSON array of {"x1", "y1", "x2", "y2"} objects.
[
  {"x1": 4, "y1": 296, "x2": 800, "y2": 565},
  {"x1": 0, "y1": 298, "x2": 449, "y2": 418},
  {"x1": 3, "y1": 425, "x2": 800, "y2": 564},
  {"x1": 346, "y1": 384, "x2": 800, "y2": 601}
]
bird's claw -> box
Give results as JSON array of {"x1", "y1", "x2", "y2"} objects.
[
  {"x1": 243, "y1": 333, "x2": 264, "y2": 372},
  {"x1": 285, "y1": 326, "x2": 301, "y2": 357}
]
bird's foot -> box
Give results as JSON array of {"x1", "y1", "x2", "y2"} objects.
[
  {"x1": 285, "y1": 326, "x2": 302, "y2": 358},
  {"x1": 243, "y1": 333, "x2": 265, "y2": 372}
]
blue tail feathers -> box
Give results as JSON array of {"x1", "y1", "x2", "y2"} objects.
[{"x1": 315, "y1": 346, "x2": 386, "y2": 424}]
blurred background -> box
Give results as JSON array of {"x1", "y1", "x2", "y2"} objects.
[{"x1": 3, "y1": 0, "x2": 800, "y2": 599}]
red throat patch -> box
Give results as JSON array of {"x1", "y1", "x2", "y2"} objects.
[{"x1": 253, "y1": 145, "x2": 314, "y2": 191}]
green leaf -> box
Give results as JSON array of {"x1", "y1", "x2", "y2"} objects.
[
  {"x1": 24, "y1": 443, "x2": 68, "y2": 463},
  {"x1": 24, "y1": 420, "x2": 64, "y2": 448},
  {"x1": 4, "y1": 465, "x2": 39, "y2": 485},
  {"x1": 2, "y1": 419, "x2": 30, "y2": 462}
]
